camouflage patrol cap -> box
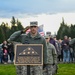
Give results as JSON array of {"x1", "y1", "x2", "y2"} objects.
[
  {"x1": 30, "y1": 21, "x2": 38, "y2": 26},
  {"x1": 45, "y1": 35, "x2": 49, "y2": 39}
]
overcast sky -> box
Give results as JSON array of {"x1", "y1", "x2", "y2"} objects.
[
  {"x1": 0, "y1": 0, "x2": 75, "y2": 34},
  {"x1": 0, "y1": 0, "x2": 75, "y2": 17}
]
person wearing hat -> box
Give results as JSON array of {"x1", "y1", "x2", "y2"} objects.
[
  {"x1": 43, "y1": 35, "x2": 57, "y2": 75},
  {"x1": 8, "y1": 21, "x2": 47, "y2": 75}
]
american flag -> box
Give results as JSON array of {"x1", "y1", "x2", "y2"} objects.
[
  {"x1": 38, "y1": 25, "x2": 45, "y2": 36},
  {"x1": 26, "y1": 25, "x2": 45, "y2": 36},
  {"x1": 26, "y1": 29, "x2": 31, "y2": 34}
]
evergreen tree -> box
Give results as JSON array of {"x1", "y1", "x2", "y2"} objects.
[
  {"x1": 11, "y1": 16, "x2": 16, "y2": 26},
  {"x1": 0, "y1": 22, "x2": 11, "y2": 41},
  {"x1": 0, "y1": 26, "x2": 5, "y2": 43},
  {"x1": 10, "y1": 16, "x2": 18, "y2": 33},
  {"x1": 70, "y1": 24, "x2": 75, "y2": 38},
  {"x1": 57, "y1": 18, "x2": 70, "y2": 39},
  {"x1": 16, "y1": 19, "x2": 24, "y2": 30}
]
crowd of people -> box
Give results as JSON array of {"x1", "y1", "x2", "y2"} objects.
[
  {"x1": 52, "y1": 36, "x2": 75, "y2": 63},
  {"x1": 0, "y1": 35, "x2": 75, "y2": 64},
  {"x1": 0, "y1": 21, "x2": 75, "y2": 75},
  {"x1": 0, "y1": 41, "x2": 14, "y2": 64},
  {"x1": 46, "y1": 34, "x2": 75, "y2": 63}
]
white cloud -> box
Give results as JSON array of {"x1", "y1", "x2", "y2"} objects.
[{"x1": 0, "y1": 12, "x2": 75, "y2": 35}]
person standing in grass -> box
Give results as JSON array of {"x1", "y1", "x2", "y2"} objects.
[
  {"x1": 8, "y1": 21, "x2": 47, "y2": 75},
  {"x1": 69, "y1": 38, "x2": 75, "y2": 63},
  {"x1": 2, "y1": 41, "x2": 8, "y2": 64},
  {"x1": 61, "y1": 36, "x2": 70, "y2": 63},
  {"x1": 43, "y1": 35, "x2": 57, "y2": 75},
  {"x1": 0, "y1": 43, "x2": 3, "y2": 63}
]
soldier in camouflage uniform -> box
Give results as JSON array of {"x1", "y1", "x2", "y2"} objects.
[
  {"x1": 8, "y1": 21, "x2": 47, "y2": 75},
  {"x1": 43, "y1": 35, "x2": 57, "y2": 75},
  {"x1": 69, "y1": 38, "x2": 75, "y2": 62}
]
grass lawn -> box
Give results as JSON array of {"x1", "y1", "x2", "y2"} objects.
[
  {"x1": 0, "y1": 64, "x2": 16, "y2": 75},
  {"x1": 0, "y1": 63, "x2": 75, "y2": 75},
  {"x1": 57, "y1": 63, "x2": 75, "y2": 75}
]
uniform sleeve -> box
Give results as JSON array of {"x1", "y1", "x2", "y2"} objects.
[
  {"x1": 43, "y1": 38, "x2": 47, "y2": 64},
  {"x1": 69, "y1": 38, "x2": 75, "y2": 45},
  {"x1": 52, "y1": 45, "x2": 57, "y2": 64},
  {"x1": 7, "y1": 31, "x2": 22, "y2": 42}
]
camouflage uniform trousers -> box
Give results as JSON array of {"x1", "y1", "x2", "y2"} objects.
[
  {"x1": 52, "y1": 65, "x2": 58, "y2": 75},
  {"x1": 16, "y1": 65, "x2": 43, "y2": 75},
  {"x1": 73, "y1": 51, "x2": 75, "y2": 62},
  {"x1": 16, "y1": 65, "x2": 27, "y2": 75},
  {"x1": 43, "y1": 64, "x2": 53, "y2": 75}
]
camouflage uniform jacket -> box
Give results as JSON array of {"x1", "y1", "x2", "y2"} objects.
[
  {"x1": 8, "y1": 31, "x2": 47, "y2": 63},
  {"x1": 44, "y1": 42, "x2": 57, "y2": 65},
  {"x1": 69, "y1": 38, "x2": 75, "y2": 52}
]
